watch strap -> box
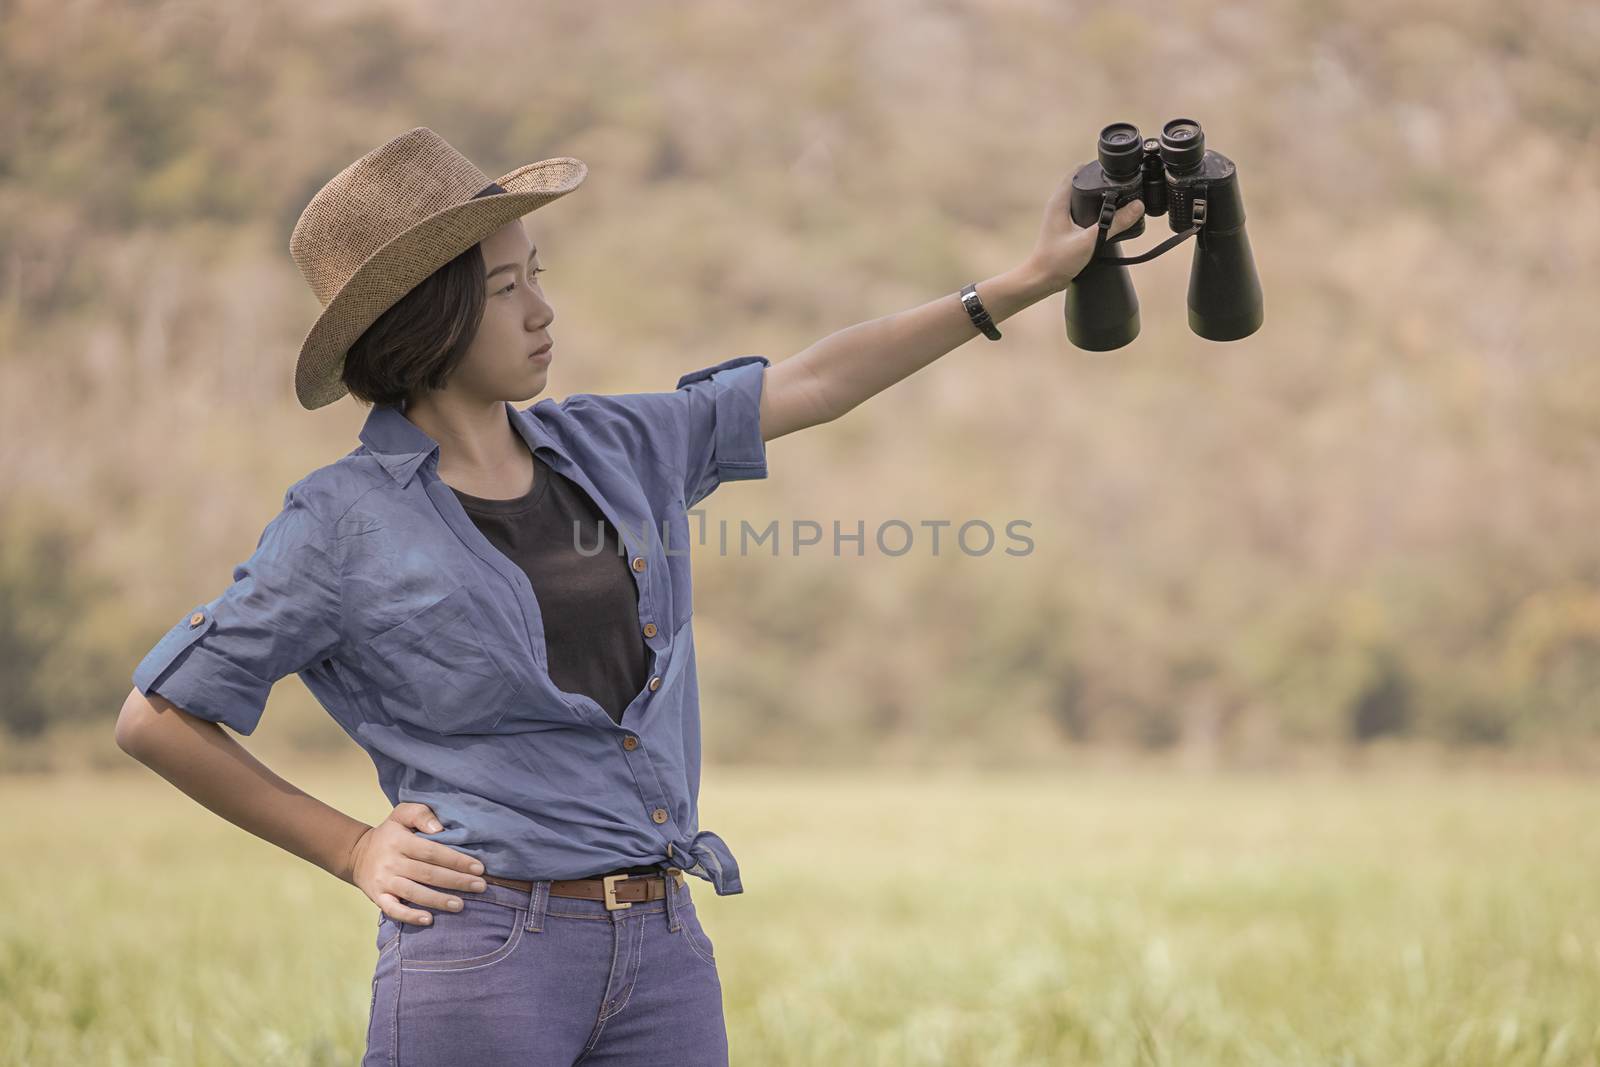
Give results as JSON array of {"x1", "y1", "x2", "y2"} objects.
[{"x1": 959, "y1": 282, "x2": 1002, "y2": 340}]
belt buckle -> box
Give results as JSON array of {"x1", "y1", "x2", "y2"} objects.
[{"x1": 601, "y1": 873, "x2": 632, "y2": 911}]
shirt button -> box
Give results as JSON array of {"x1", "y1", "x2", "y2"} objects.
[
  {"x1": 651, "y1": 808, "x2": 669, "y2": 824},
  {"x1": 188, "y1": 611, "x2": 206, "y2": 627},
  {"x1": 631, "y1": 556, "x2": 646, "y2": 573},
  {"x1": 648, "y1": 676, "x2": 662, "y2": 692},
  {"x1": 642, "y1": 622, "x2": 658, "y2": 638},
  {"x1": 622, "y1": 736, "x2": 639, "y2": 751}
]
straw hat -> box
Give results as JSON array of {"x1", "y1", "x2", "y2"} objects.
[{"x1": 289, "y1": 126, "x2": 587, "y2": 410}]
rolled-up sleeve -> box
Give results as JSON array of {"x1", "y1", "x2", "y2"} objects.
[
  {"x1": 131, "y1": 485, "x2": 344, "y2": 736},
  {"x1": 674, "y1": 354, "x2": 770, "y2": 508},
  {"x1": 559, "y1": 354, "x2": 771, "y2": 509}
]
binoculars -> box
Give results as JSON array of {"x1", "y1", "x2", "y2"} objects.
[{"x1": 1063, "y1": 118, "x2": 1263, "y2": 350}]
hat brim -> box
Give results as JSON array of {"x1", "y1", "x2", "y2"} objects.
[{"x1": 294, "y1": 157, "x2": 587, "y2": 411}]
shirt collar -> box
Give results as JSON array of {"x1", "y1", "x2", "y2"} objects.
[{"x1": 358, "y1": 399, "x2": 561, "y2": 488}]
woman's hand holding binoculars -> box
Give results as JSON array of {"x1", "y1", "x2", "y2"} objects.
[{"x1": 1026, "y1": 175, "x2": 1146, "y2": 295}]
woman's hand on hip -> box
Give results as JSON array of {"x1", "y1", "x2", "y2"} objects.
[{"x1": 348, "y1": 802, "x2": 488, "y2": 925}]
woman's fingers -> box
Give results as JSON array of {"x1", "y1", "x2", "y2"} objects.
[
  {"x1": 381, "y1": 875, "x2": 471, "y2": 922},
  {"x1": 375, "y1": 888, "x2": 435, "y2": 927},
  {"x1": 1068, "y1": 194, "x2": 1145, "y2": 238},
  {"x1": 407, "y1": 836, "x2": 486, "y2": 878},
  {"x1": 1110, "y1": 197, "x2": 1146, "y2": 236},
  {"x1": 393, "y1": 802, "x2": 444, "y2": 833},
  {"x1": 400, "y1": 852, "x2": 489, "y2": 897},
  {"x1": 355, "y1": 803, "x2": 493, "y2": 927},
  {"x1": 361, "y1": 824, "x2": 487, "y2": 925}
]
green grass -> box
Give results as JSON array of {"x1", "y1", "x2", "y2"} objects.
[{"x1": 10, "y1": 763, "x2": 1599, "y2": 1065}]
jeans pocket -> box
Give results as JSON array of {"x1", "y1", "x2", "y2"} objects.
[
  {"x1": 679, "y1": 904, "x2": 717, "y2": 966},
  {"x1": 397, "y1": 898, "x2": 528, "y2": 973}
]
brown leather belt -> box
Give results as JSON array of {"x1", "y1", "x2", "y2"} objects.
[{"x1": 482, "y1": 868, "x2": 686, "y2": 911}]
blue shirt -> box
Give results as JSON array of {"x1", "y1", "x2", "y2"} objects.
[{"x1": 131, "y1": 354, "x2": 772, "y2": 896}]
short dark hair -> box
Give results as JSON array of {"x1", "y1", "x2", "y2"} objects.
[{"x1": 340, "y1": 241, "x2": 487, "y2": 407}]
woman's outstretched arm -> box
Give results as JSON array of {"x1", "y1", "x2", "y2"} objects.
[{"x1": 758, "y1": 177, "x2": 1146, "y2": 441}]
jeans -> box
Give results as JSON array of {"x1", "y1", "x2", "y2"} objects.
[{"x1": 363, "y1": 869, "x2": 728, "y2": 1065}]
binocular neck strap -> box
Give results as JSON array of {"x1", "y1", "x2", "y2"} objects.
[{"x1": 1091, "y1": 190, "x2": 1208, "y2": 266}]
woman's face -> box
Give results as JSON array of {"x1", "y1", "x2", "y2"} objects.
[{"x1": 448, "y1": 218, "x2": 555, "y2": 403}]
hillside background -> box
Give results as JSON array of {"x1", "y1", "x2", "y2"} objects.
[{"x1": 2, "y1": 0, "x2": 1597, "y2": 773}]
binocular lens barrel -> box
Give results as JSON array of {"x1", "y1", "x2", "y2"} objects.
[
  {"x1": 1158, "y1": 118, "x2": 1205, "y2": 173},
  {"x1": 1189, "y1": 223, "x2": 1263, "y2": 342},
  {"x1": 1064, "y1": 264, "x2": 1141, "y2": 351},
  {"x1": 1096, "y1": 122, "x2": 1145, "y2": 180}
]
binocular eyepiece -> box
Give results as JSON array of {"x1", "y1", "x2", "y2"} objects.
[{"x1": 1063, "y1": 117, "x2": 1263, "y2": 350}]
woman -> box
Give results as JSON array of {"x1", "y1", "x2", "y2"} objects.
[{"x1": 113, "y1": 126, "x2": 1143, "y2": 1065}]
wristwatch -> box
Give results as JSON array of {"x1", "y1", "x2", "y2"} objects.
[{"x1": 959, "y1": 283, "x2": 1001, "y2": 340}]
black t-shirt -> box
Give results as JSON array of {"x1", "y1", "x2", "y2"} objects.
[
  {"x1": 448, "y1": 450, "x2": 651, "y2": 728},
  {"x1": 450, "y1": 451, "x2": 665, "y2": 879}
]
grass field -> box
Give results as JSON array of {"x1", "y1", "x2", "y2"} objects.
[{"x1": 9, "y1": 762, "x2": 1598, "y2": 1065}]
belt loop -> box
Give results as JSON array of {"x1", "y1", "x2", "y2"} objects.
[
  {"x1": 524, "y1": 878, "x2": 551, "y2": 933},
  {"x1": 663, "y1": 867, "x2": 683, "y2": 932}
]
